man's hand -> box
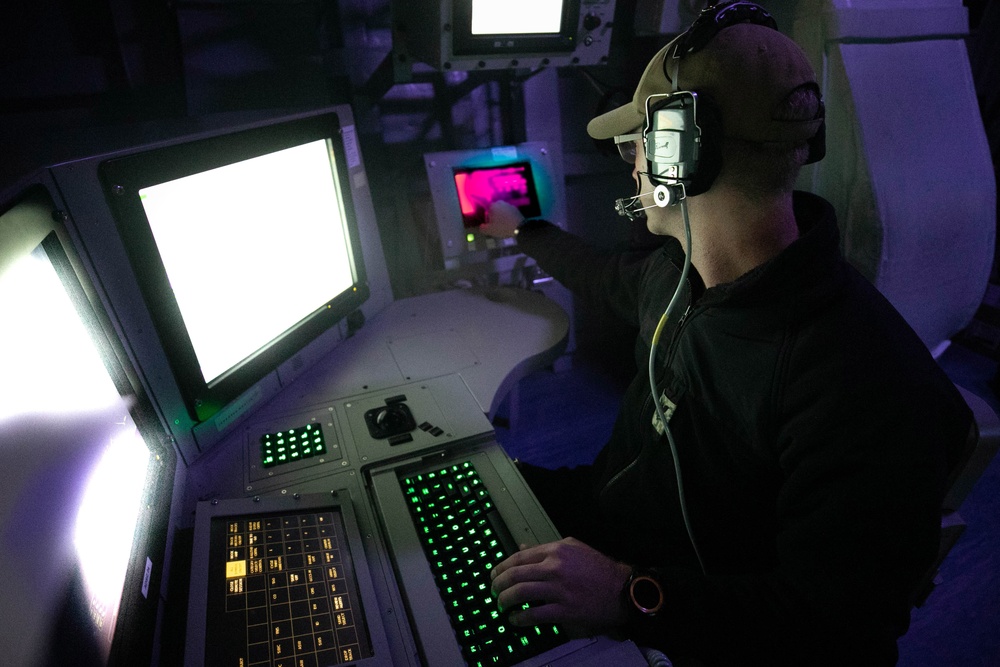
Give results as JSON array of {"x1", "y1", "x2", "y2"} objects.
[
  {"x1": 489, "y1": 537, "x2": 632, "y2": 635},
  {"x1": 479, "y1": 200, "x2": 525, "y2": 239}
]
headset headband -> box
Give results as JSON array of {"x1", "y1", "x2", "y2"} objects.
[{"x1": 665, "y1": 1, "x2": 777, "y2": 91}]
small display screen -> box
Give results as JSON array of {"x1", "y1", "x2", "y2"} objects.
[
  {"x1": 453, "y1": 162, "x2": 542, "y2": 229},
  {"x1": 205, "y1": 509, "x2": 372, "y2": 666},
  {"x1": 471, "y1": 0, "x2": 564, "y2": 35}
]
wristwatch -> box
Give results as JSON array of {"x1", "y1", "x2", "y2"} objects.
[{"x1": 625, "y1": 568, "x2": 664, "y2": 616}]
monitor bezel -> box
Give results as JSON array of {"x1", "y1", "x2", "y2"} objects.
[
  {"x1": 98, "y1": 113, "x2": 370, "y2": 423},
  {"x1": 451, "y1": 0, "x2": 581, "y2": 57}
]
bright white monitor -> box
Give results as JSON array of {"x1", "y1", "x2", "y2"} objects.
[
  {"x1": 471, "y1": 0, "x2": 564, "y2": 35},
  {"x1": 0, "y1": 237, "x2": 156, "y2": 665},
  {"x1": 138, "y1": 139, "x2": 355, "y2": 385}
]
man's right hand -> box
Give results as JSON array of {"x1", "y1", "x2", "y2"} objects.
[{"x1": 480, "y1": 200, "x2": 525, "y2": 239}]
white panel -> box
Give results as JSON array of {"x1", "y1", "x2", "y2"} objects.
[{"x1": 837, "y1": 39, "x2": 994, "y2": 348}]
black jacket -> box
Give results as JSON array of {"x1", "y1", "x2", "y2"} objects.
[{"x1": 515, "y1": 192, "x2": 973, "y2": 665}]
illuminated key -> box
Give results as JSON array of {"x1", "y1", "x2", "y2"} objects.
[{"x1": 226, "y1": 560, "x2": 247, "y2": 578}]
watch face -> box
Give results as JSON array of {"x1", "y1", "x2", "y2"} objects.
[{"x1": 630, "y1": 574, "x2": 664, "y2": 615}]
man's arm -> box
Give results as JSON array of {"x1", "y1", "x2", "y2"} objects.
[{"x1": 480, "y1": 201, "x2": 652, "y2": 327}]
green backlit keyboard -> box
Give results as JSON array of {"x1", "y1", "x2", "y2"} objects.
[{"x1": 400, "y1": 461, "x2": 565, "y2": 667}]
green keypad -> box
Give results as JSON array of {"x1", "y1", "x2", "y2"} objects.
[{"x1": 260, "y1": 423, "x2": 326, "y2": 468}]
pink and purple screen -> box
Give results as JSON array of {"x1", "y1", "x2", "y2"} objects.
[{"x1": 453, "y1": 162, "x2": 542, "y2": 228}]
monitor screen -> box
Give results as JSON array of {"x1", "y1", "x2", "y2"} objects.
[
  {"x1": 100, "y1": 113, "x2": 369, "y2": 422},
  {"x1": 470, "y1": 0, "x2": 564, "y2": 35},
  {"x1": 0, "y1": 190, "x2": 174, "y2": 667},
  {"x1": 391, "y1": 0, "x2": 615, "y2": 71},
  {"x1": 453, "y1": 161, "x2": 542, "y2": 229},
  {"x1": 452, "y1": 0, "x2": 580, "y2": 57},
  {"x1": 135, "y1": 139, "x2": 356, "y2": 386}
]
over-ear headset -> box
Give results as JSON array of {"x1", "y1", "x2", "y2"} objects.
[{"x1": 642, "y1": 1, "x2": 826, "y2": 198}]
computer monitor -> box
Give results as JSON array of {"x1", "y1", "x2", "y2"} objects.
[
  {"x1": 0, "y1": 187, "x2": 175, "y2": 667},
  {"x1": 454, "y1": 0, "x2": 577, "y2": 57},
  {"x1": 99, "y1": 111, "x2": 370, "y2": 424},
  {"x1": 425, "y1": 142, "x2": 565, "y2": 269},
  {"x1": 392, "y1": 0, "x2": 616, "y2": 70}
]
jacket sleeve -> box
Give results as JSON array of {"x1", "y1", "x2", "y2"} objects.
[{"x1": 514, "y1": 220, "x2": 654, "y2": 328}]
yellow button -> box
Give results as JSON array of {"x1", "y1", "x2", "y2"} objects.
[{"x1": 226, "y1": 560, "x2": 247, "y2": 578}]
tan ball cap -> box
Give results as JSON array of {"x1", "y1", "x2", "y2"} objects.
[{"x1": 586, "y1": 23, "x2": 822, "y2": 145}]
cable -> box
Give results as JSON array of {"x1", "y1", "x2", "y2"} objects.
[
  {"x1": 647, "y1": 198, "x2": 690, "y2": 429},
  {"x1": 647, "y1": 199, "x2": 707, "y2": 576},
  {"x1": 640, "y1": 645, "x2": 675, "y2": 666}
]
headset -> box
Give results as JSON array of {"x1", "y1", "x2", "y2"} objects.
[{"x1": 640, "y1": 0, "x2": 826, "y2": 203}]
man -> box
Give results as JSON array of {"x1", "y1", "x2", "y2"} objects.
[{"x1": 480, "y1": 3, "x2": 973, "y2": 665}]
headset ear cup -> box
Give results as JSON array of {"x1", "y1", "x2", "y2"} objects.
[{"x1": 686, "y1": 91, "x2": 723, "y2": 196}]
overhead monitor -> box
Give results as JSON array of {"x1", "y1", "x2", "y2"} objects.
[
  {"x1": 99, "y1": 112, "x2": 370, "y2": 424},
  {"x1": 425, "y1": 142, "x2": 565, "y2": 269},
  {"x1": 0, "y1": 188, "x2": 175, "y2": 667},
  {"x1": 454, "y1": 0, "x2": 576, "y2": 56},
  {"x1": 392, "y1": 0, "x2": 616, "y2": 70}
]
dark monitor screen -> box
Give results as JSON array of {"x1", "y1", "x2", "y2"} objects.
[
  {"x1": 0, "y1": 189, "x2": 174, "y2": 667},
  {"x1": 186, "y1": 493, "x2": 393, "y2": 667},
  {"x1": 205, "y1": 508, "x2": 372, "y2": 665},
  {"x1": 453, "y1": 162, "x2": 542, "y2": 229},
  {"x1": 99, "y1": 112, "x2": 369, "y2": 423}
]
